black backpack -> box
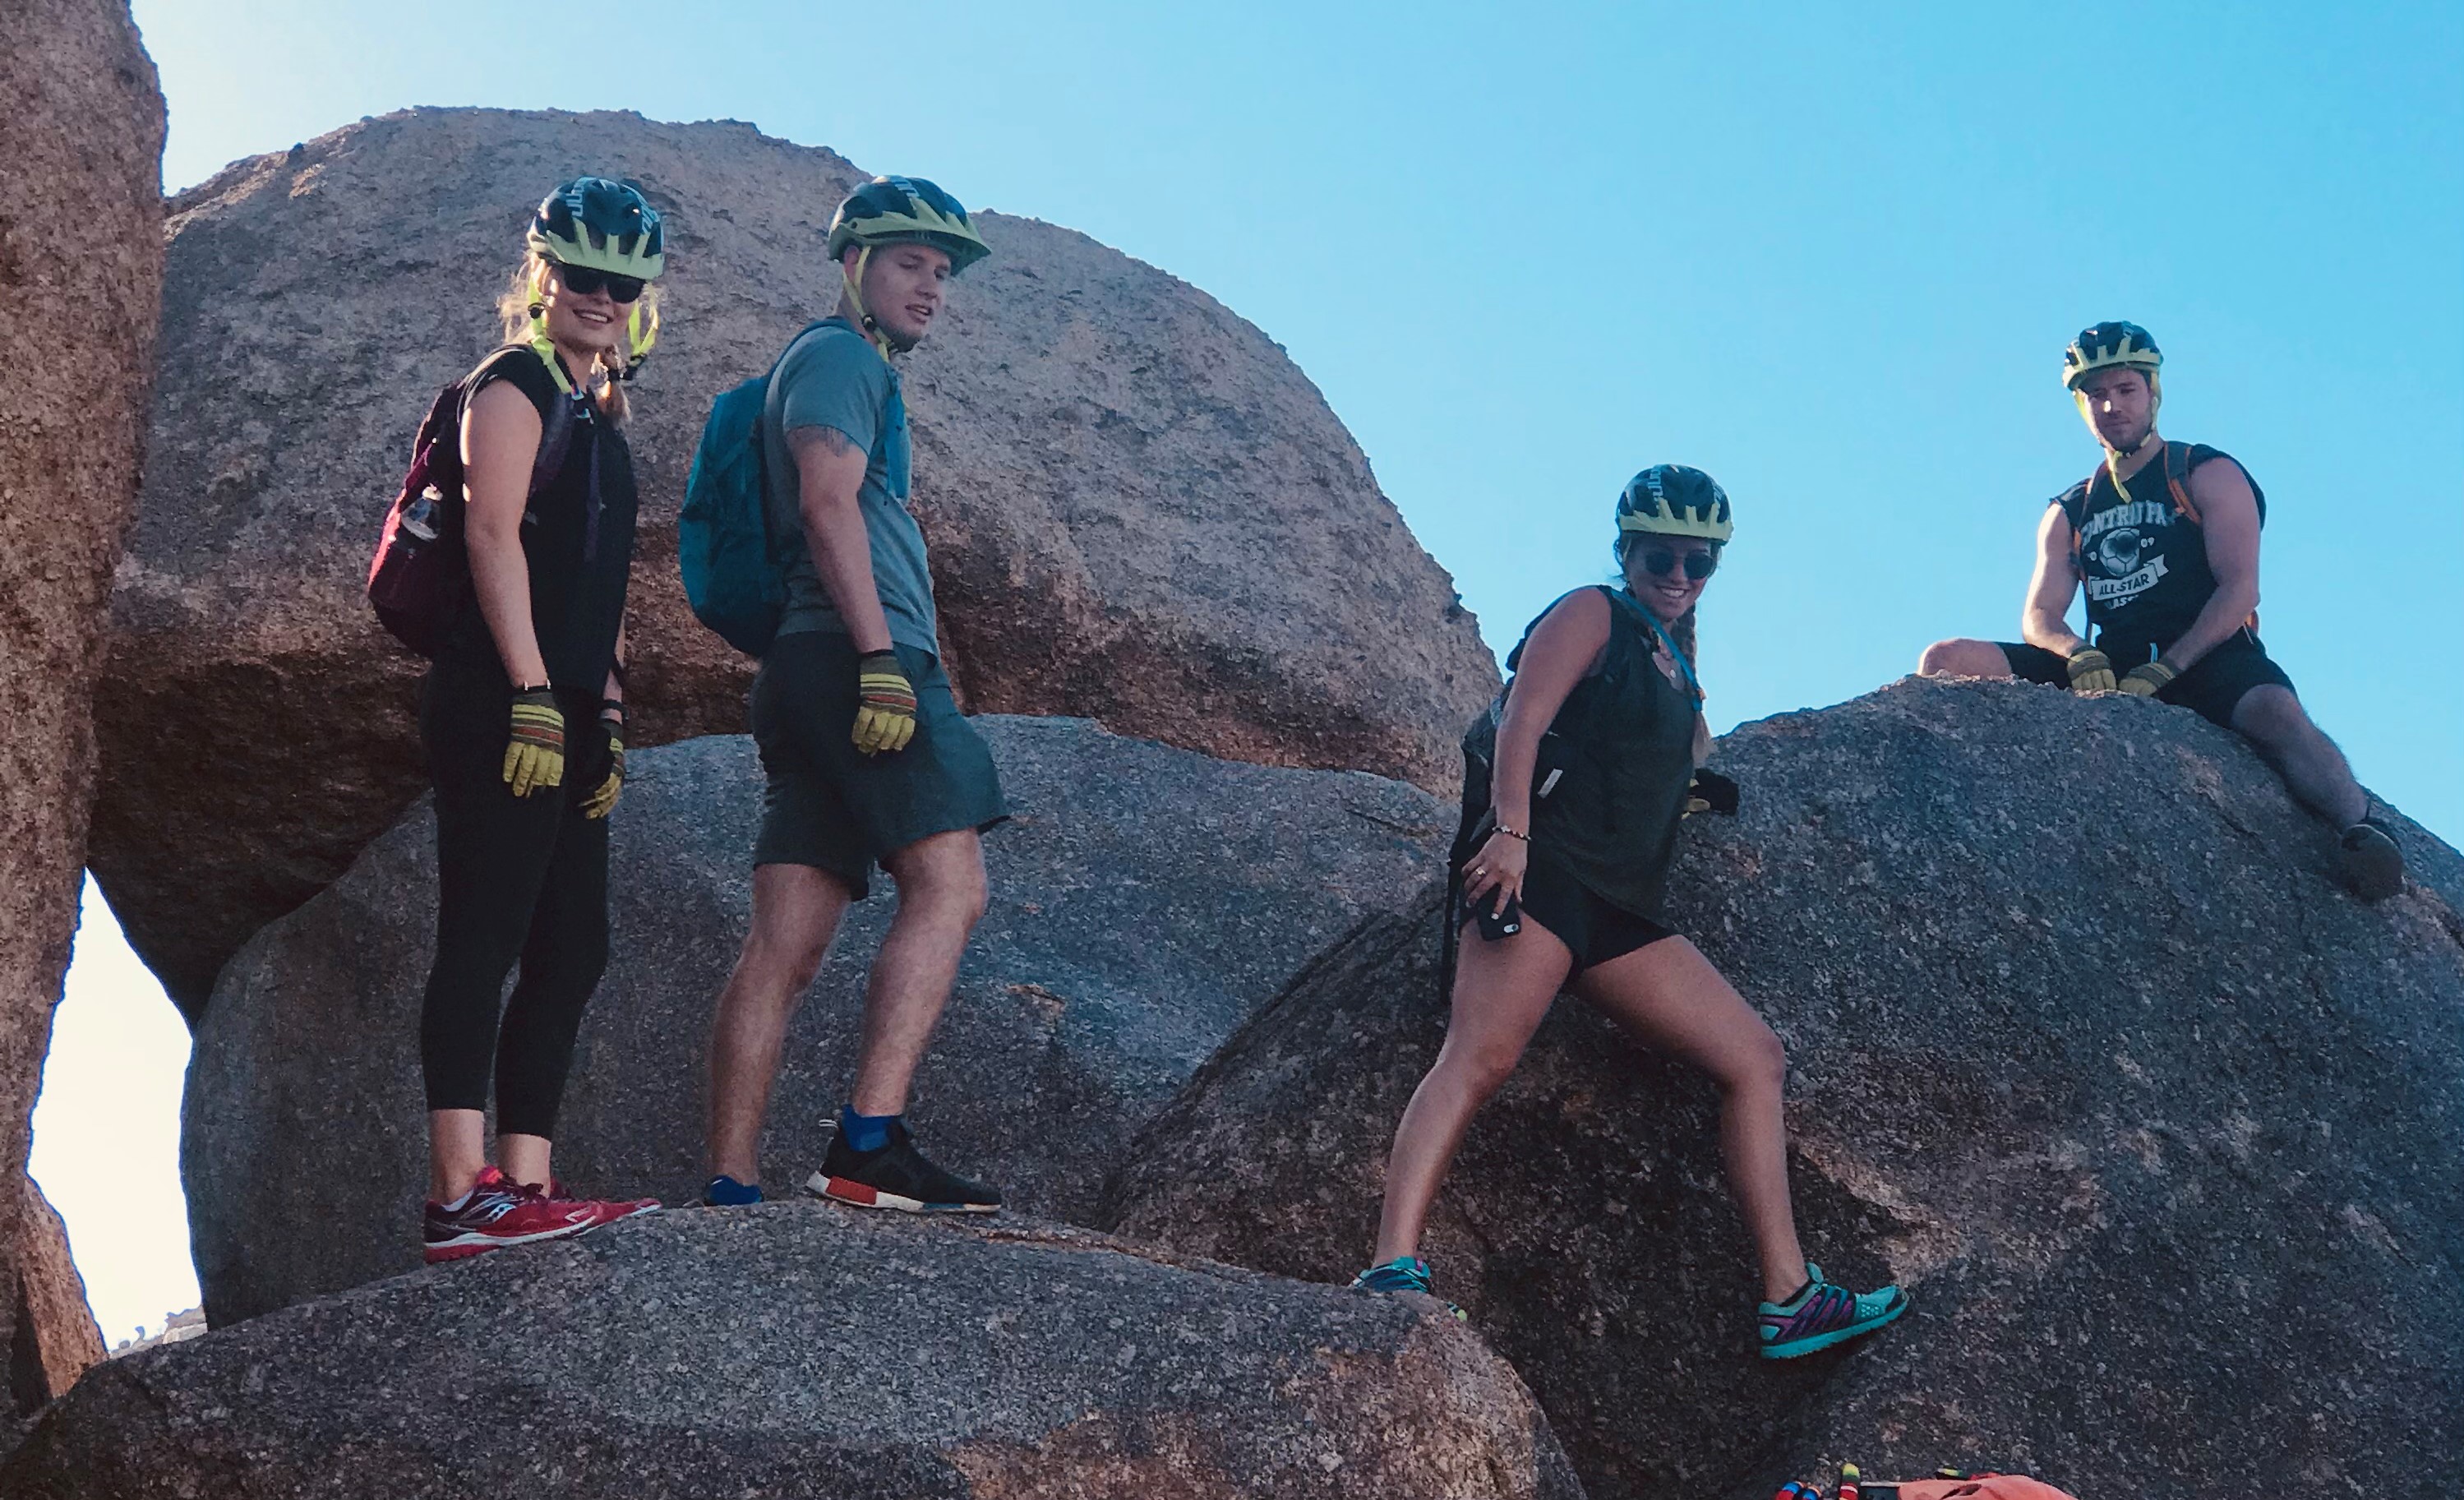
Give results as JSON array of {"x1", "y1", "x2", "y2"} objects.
[{"x1": 367, "y1": 348, "x2": 577, "y2": 657}]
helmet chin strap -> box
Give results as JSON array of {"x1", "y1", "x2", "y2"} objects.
[{"x1": 841, "y1": 245, "x2": 918, "y2": 359}]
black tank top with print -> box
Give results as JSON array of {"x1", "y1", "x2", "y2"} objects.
[{"x1": 2052, "y1": 441, "x2": 2264, "y2": 652}]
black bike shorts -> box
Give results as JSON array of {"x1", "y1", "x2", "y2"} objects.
[
  {"x1": 2000, "y1": 627, "x2": 2294, "y2": 730},
  {"x1": 750, "y1": 631, "x2": 1009, "y2": 897},
  {"x1": 1457, "y1": 854, "x2": 1676, "y2": 976}
]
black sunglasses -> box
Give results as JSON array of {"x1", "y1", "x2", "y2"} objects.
[
  {"x1": 551, "y1": 262, "x2": 646, "y2": 304},
  {"x1": 1639, "y1": 548, "x2": 1719, "y2": 581}
]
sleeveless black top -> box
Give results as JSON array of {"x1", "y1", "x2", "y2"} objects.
[
  {"x1": 437, "y1": 345, "x2": 638, "y2": 695},
  {"x1": 2054, "y1": 441, "x2": 2263, "y2": 651},
  {"x1": 1460, "y1": 587, "x2": 1700, "y2": 920}
]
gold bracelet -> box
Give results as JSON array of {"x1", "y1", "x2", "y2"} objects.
[{"x1": 1493, "y1": 822, "x2": 1531, "y2": 842}]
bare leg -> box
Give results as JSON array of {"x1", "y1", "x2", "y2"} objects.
[
  {"x1": 1917, "y1": 638, "x2": 2018, "y2": 679},
  {"x1": 2231, "y1": 685, "x2": 2369, "y2": 827},
  {"x1": 1372, "y1": 920, "x2": 1573, "y2": 1265},
  {"x1": 427, "y1": 1110, "x2": 489, "y2": 1202},
  {"x1": 1571, "y1": 938, "x2": 1806, "y2": 1301},
  {"x1": 706, "y1": 864, "x2": 854, "y2": 1185},
  {"x1": 847, "y1": 828, "x2": 989, "y2": 1116}
]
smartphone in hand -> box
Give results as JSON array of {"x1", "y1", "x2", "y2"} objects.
[{"x1": 1475, "y1": 892, "x2": 1522, "y2": 941}]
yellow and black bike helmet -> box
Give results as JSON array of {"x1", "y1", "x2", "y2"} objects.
[
  {"x1": 1616, "y1": 464, "x2": 1734, "y2": 543},
  {"x1": 826, "y1": 176, "x2": 990, "y2": 274},
  {"x1": 527, "y1": 177, "x2": 667, "y2": 279},
  {"x1": 2061, "y1": 321, "x2": 2161, "y2": 391},
  {"x1": 2062, "y1": 320, "x2": 2166, "y2": 458},
  {"x1": 522, "y1": 177, "x2": 666, "y2": 382}
]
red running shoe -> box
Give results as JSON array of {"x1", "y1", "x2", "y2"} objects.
[
  {"x1": 538, "y1": 1178, "x2": 662, "y2": 1228},
  {"x1": 422, "y1": 1166, "x2": 599, "y2": 1265}
]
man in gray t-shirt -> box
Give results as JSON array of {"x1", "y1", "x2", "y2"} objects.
[
  {"x1": 704, "y1": 176, "x2": 1009, "y2": 1216},
  {"x1": 759, "y1": 319, "x2": 938, "y2": 653}
]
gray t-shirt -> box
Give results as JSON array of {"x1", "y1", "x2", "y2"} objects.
[{"x1": 760, "y1": 318, "x2": 938, "y2": 654}]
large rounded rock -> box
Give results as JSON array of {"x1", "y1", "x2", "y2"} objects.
[
  {"x1": 93, "y1": 106, "x2": 1496, "y2": 1017},
  {"x1": 185, "y1": 716, "x2": 1449, "y2": 1327},
  {"x1": 1103, "y1": 677, "x2": 2464, "y2": 1499},
  {"x1": 3, "y1": 1207, "x2": 1585, "y2": 1499},
  {"x1": 0, "y1": 0, "x2": 160, "y2": 1382}
]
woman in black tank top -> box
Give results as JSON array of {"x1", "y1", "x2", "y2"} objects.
[
  {"x1": 1350, "y1": 466, "x2": 1908, "y2": 1360},
  {"x1": 414, "y1": 178, "x2": 669, "y2": 1267}
]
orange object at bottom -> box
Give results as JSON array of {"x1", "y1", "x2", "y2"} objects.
[{"x1": 1890, "y1": 1479, "x2": 2078, "y2": 1500}]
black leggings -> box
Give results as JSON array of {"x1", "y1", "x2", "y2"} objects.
[{"x1": 418, "y1": 662, "x2": 611, "y2": 1138}]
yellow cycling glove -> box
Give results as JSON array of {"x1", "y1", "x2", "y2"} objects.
[
  {"x1": 851, "y1": 650, "x2": 918, "y2": 756},
  {"x1": 2065, "y1": 648, "x2": 2117, "y2": 694},
  {"x1": 581, "y1": 720, "x2": 625, "y2": 819},
  {"x1": 2119, "y1": 661, "x2": 2177, "y2": 697},
  {"x1": 502, "y1": 689, "x2": 566, "y2": 797}
]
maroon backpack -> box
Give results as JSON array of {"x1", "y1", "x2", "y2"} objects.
[{"x1": 367, "y1": 347, "x2": 578, "y2": 657}]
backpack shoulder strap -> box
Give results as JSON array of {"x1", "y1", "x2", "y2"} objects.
[
  {"x1": 2161, "y1": 440, "x2": 2200, "y2": 524},
  {"x1": 2061, "y1": 470, "x2": 2099, "y2": 534},
  {"x1": 458, "y1": 344, "x2": 584, "y2": 502},
  {"x1": 764, "y1": 320, "x2": 841, "y2": 404},
  {"x1": 530, "y1": 384, "x2": 579, "y2": 496},
  {"x1": 1604, "y1": 586, "x2": 1704, "y2": 706}
]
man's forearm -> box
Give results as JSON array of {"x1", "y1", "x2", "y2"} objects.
[
  {"x1": 2158, "y1": 584, "x2": 2258, "y2": 673},
  {"x1": 2020, "y1": 610, "x2": 2088, "y2": 658}
]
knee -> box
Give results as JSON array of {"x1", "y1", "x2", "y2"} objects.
[
  {"x1": 740, "y1": 922, "x2": 829, "y2": 994},
  {"x1": 1434, "y1": 1035, "x2": 1524, "y2": 1104},
  {"x1": 1918, "y1": 639, "x2": 2000, "y2": 679},
  {"x1": 2231, "y1": 685, "x2": 2309, "y2": 745},
  {"x1": 569, "y1": 929, "x2": 611, "y2": 995},
  {"x1": 902, "y1": 860, "x2": 990, "y2": 930},
  {"x1": 1723, "y1": 1022, "x2": 1788, "y2": 1098}
]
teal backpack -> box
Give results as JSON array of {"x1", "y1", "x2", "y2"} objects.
[{"x1": 680, "y1": 321, "x2": 829, "y2": 656}]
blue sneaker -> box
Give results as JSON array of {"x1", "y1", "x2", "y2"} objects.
[
  {"x1": 704, "y1": 1175, "x2": 764, "y2": 1207},
  {"x1": 1349, "y1": 1256, "x2": 1467, "y2": 1320},
  {"x1": 1758, "y1": 1262, "x2": 1906, "y2": 1359}
]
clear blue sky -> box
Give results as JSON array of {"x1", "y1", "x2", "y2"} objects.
[{"x1": 36, "y1": 1, "x2": 2462, "y2": 1341}]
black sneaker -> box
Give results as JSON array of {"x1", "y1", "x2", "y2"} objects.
[
  {"x1": 805, "y1": 1119, "x2": 1000, "y2": 1214},
  {"x1": 2338, "y1": 814, "x2": 2406, "y2": 902}
]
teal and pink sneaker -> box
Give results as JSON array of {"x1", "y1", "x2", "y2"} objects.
[
  {"x1": 1349, "y1": 1255, "x2": 1468, "y2": 1320},
  {"x1": 1758, "y1": 1262, "x2": 1907, "y2": 1359}
]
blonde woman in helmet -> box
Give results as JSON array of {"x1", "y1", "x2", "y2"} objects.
[
  {"x1": 1352, "y1": 466, "x2": 1908, "y2": 1361},
  {"x1": 417, "y1": 177, "x2": 665, "y2": 1263},
  {"x1": 1917, "y1": 321, "x2": 2404, "y2": 900}
]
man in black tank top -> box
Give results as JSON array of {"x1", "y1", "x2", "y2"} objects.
[{"x1": 1918, "y1": 321, "x2": 2405, "y2": 900}]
